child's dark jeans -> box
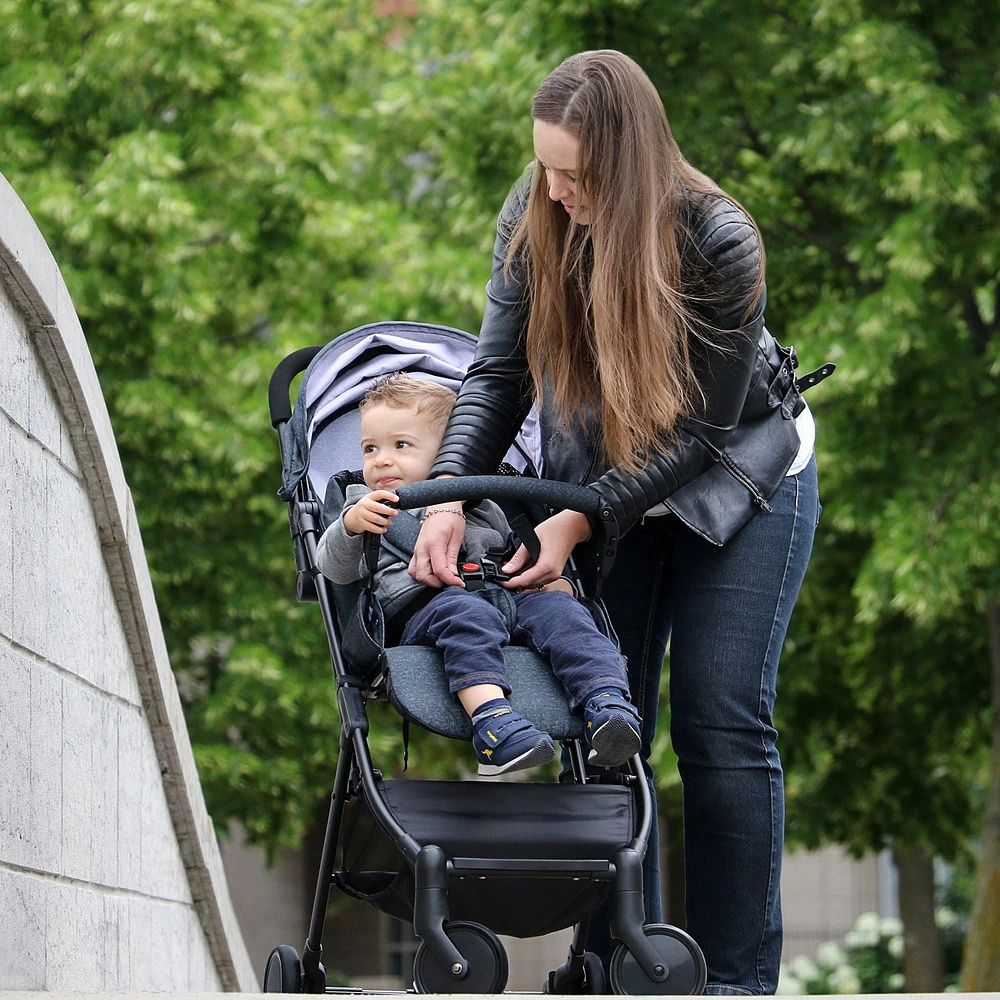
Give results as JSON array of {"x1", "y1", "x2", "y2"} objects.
[{"x1": 399, "y1": 587, "x2": 627, "y2": 708}]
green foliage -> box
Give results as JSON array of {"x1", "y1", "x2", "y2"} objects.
[
  {"x1": 0, "y1": 0, "x2": 549, "y2": 852},
  {"x1": 4, "y1": 0, "x2": 998, "y2": 867},
  {"x1": 779, "y1": 908, "x2": 966, "y2": 993},
  {"x1": 559, "y1": 0, "x2": 1000, "y2": 857}
]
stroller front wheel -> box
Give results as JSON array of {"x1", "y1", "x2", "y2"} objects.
[
  {"x1": 263, "y1": 944, "x2": 304, "y2": 993},
  {"x1": 609, "y1": 923, "x2": 707, "y2": 995},
  {"x1": 413, "y1": 920, "x2": 509, "y2": 994}
]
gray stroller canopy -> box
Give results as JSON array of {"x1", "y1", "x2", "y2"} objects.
[{"x1": 279, "y1": 322, "x2": 542, "y2": 502}]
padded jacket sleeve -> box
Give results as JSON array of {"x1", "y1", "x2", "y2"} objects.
[
  {"x1": 431, "y1": 170, "x2": 535, "y2": 478},
  {"x1": 430, "y1": 176, "x2": 766, "y2": 536},
  {"x1": 314, "y1": 484, "x2": 369, "y2": 584}
]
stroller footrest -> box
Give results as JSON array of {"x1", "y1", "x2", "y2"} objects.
[{"x1": 450, "y1": 857, "x2": 614, "y2": 878}]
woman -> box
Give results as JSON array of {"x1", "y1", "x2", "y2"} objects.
[{"x1": 410, "y1": 50, "x2": 825, "y2": 995}]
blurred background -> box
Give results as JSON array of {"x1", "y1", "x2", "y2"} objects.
[{"x1": 2, "y1": 0, "x2": 997, "y2": 991}]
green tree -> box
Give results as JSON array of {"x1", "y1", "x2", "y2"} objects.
[
  {"x1": 0, "y1": 0, "x2": 549, "y2": 852},
  {"x1": 6, "y1": 6, "x2": 999, "y2": 984},
  {"x1": 536, "y1": 0, "x2": 999, "y2": 985}
]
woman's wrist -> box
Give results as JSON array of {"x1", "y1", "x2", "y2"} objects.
[
  {"x1": 421, "y1": 507, "x2": 465, "y2": 522},
  {"x1": 424, "y1": 475, "x2": 463, "y2": 516},
  {"x1": 562, "y1": 508, "x2": 592, "y2": 543}
]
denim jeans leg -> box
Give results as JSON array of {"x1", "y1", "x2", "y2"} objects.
[
  {"x1": 399, "y1": 588, "x2": 512, "y2": 695},
  {"x1": 669, "y1": 458, "x2": 818, "y2": 995},
  {"x1": 512, "y1": 590, "x2": 630, "y2": 708},
  {"x1": 578, "y1": 521, "x2": 673, "y2": 965}
]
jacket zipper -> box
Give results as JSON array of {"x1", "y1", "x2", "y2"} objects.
[{"x1": 720, "y1": 454, "x2": 773, "y2": 513}]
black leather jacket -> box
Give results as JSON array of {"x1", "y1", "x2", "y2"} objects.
[{"x1": 431, "y1": 171, "x2": 825, "y2": 545}]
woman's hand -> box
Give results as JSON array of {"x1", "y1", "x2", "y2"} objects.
[
  {"x1": 500, "y1": 509, "x2": 592, "y2": 590},
  {"x1": 409, "y1": 503, "x2": 467, "y2": 588}
]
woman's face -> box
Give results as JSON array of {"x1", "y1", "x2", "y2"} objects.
[{"x1": 533, "y1": 119, "x2": 590, "y2": 225}]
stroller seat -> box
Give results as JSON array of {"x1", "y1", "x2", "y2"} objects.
[
  {"x1": 386, "y1": 644, "x2": 585, "y2": 741},
  {"x1": 320, "y1": 465, "x2": 590, "y2": 742}
]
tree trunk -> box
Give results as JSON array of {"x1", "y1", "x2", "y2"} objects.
[
  {"x1": 659, "y1": 789, "x2": 687, "y2": 927},
  {"x1": 893, "y1": 844, "x2": 944, "y2": 992},
  {"x1": 961, "y1": 594, "x2": 1000, "y2": 991}
]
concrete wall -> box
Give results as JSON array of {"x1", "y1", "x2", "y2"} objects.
[
  {"x1": 0, "y1": 173, "x2": 256, "y2": 991},
  {"x1": 218, "y1": 825, "x2": 310, "y2": 981}
]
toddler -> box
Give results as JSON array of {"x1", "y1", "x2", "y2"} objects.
[{"x1": 316, "y1": 375, "x2": 640, "y2": 775}]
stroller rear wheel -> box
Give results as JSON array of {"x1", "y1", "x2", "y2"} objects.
[
  {"x1": 413, "y1": 920, "x2": 509, "y2": 994},
  {"x1": 581, "y1": 951, "x2": 609, "y2": 994},
  {"x1": 609, "y1": 924, "x2": 707, "y2": 995},
  {"x1": 263, "y1": 944, "x2": 304, "y2": 993},
  {"x1": 545, "y1": 950, "x2": 608, "y2": 994}
]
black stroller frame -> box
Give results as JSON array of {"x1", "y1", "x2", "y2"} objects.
[{"x1": 262, "y1": 328, "x2": 708, "y2": 995}]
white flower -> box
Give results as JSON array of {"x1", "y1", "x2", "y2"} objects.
[
  {"x1": 816, "y1": 941, "x2": 848, "y2": 969},
  {"x1": 845, "y1": 910, "x2": 883, "y2": 946},
  {"x1": 776, "y1": 967, "x2": 805, "y2": 995},
  {"x1": 828, "y1": 965, "x2": 862, "y2": 994},
  {"x1": 936, "y1": 906, "x2": 957, "y2": 929},
  {"x1": 888, "y1": 935, "x2": 905, "y2": 958},
  {"x1": 880, "y1": 916, "x2": 904, "y2": 937},
  {"x1": 888, "y1": 973, "x2": 905, "y2": 990},
  {"x1": 789, "y1": 955, "x2": 820, "y2": 981},
  {"x1": 845, "y1": 927, "x2": 880, "y2": 948}
]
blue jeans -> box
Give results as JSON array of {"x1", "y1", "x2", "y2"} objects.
[
  {"x1": 587, "y1": 458, "x2": 819, "y2": 994},
  {"x1": 400, "y1": 587, "x2": 629, "y2": 708}
]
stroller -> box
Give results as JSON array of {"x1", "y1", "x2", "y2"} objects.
[{"x1": 262, "y1": 321, "x2": 707, "y2": 995}]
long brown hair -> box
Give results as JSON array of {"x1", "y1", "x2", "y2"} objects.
[{"x1": 507, "y1": 49, "x2": 762, "y2": 473}]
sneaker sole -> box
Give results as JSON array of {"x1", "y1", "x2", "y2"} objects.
[
  {"x1": 478, "y1": 739, "x2": 555, "y2": 776},
  {"x1": 588, "y1": 716, "x2": 640, "y2": 767}
]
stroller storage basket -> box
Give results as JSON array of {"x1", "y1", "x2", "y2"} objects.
[{"x1": 337, "y1": 778, "x2": 634, "y2": 938}]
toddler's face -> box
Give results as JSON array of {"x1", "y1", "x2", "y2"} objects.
[{"x1": 360, "y1": 403, "x2": 442, "y2": 491}]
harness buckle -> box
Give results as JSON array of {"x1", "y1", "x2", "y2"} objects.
[{"x1": 457, "y1": 556, "x2": 511, "y2": 591}]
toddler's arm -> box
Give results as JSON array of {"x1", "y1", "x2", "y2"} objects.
[{"x1": 315, "y1": 490, "x2": 397, "y2": 585}]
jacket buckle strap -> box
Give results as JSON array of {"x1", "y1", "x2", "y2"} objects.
[{"x1": 795, "y1": 363, "x2": 837, "y2": 393}]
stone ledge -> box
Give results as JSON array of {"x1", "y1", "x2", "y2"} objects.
[{"x1": 0, "y1": 172, "x2": 257, "y2": 991}]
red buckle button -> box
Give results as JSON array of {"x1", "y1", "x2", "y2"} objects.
[{"x1": 461, "y1": 563, "x2": 480, "y2": 572}]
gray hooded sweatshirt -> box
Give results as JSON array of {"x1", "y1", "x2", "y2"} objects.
[{"x1": 315, "y1": 483, "x2": 510, "y2": 622}]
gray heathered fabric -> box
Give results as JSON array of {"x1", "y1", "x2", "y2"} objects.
[{"x1": 315, "y1": 482, "x2": 509, "y2": 622}]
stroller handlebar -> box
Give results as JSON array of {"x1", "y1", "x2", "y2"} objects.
[
  {"x1": 393, "y1": 476, "x2": 620, "y2": 596},
  {"x1": 269, "y1": 346, "x2": 322, "y2": 428},
  {"x1": 396, "y1": 476, "x2": 612, "y2": 523}
]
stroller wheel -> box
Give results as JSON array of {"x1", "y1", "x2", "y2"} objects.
[
  {"x1": 545, "y1": 951, "x2": 607, "y2": 994},
  {"x1": 582, "y1": 951, "x2": 608, "y2": 994},
  {"x1": 413, "y1": 920, "x2": 509, "y2": 994},
  {"x1": 263, "y1": 944, "x2": 304, "y2": 993},
  {"x1": 609, "y1": 924, "x2": 707, "y2": 995}
]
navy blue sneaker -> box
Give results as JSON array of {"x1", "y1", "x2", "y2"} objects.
[
  {"x1": 584, "y1": 691, "x2": 641, "y2": 767},
  {"x1": 472, "y1": 706, "x2": 555, "y2": 776}
]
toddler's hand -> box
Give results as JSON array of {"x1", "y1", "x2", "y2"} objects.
[{"x1": 343, "y1": 490, "x2": 399, "y2": 536}]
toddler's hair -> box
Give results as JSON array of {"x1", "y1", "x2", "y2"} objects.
[{"x1": 360, "y1": 374, "x2": 457, "y2": 433}]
